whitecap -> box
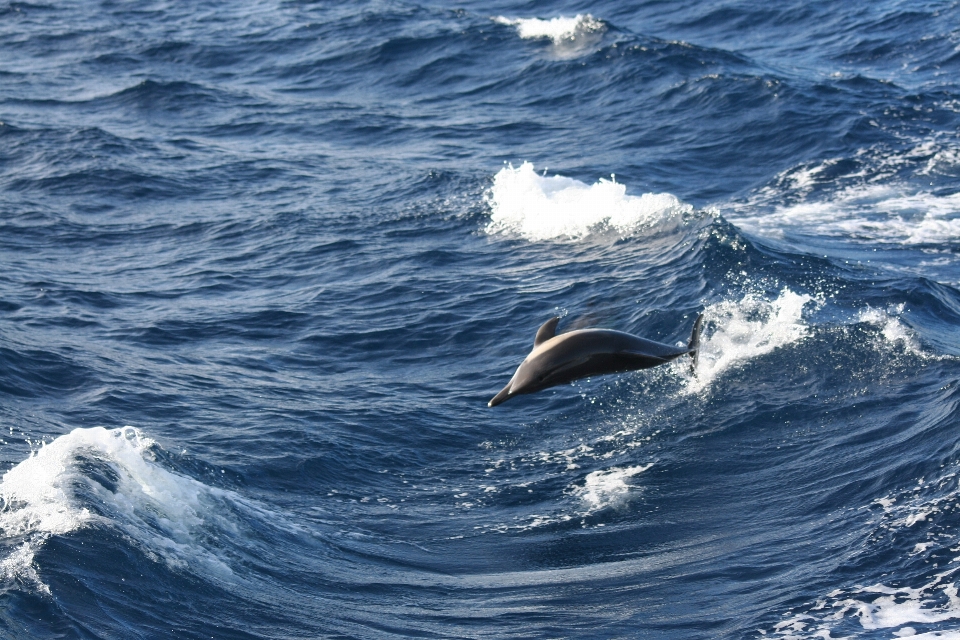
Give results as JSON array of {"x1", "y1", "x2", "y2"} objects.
[
  {"x1": 767, "y1": 462, "x2": 960, "y2": 639},
  {"x1": 573, "y1": 464, "x2": 653, "y2": 511},
  {"x1": 485, "y1": 162, "x2": 691, "y2": 241},
  {"x1": 0, "y1": 426, "x2": 254, "y2": 593},
  {"x1": 493, "y1": 14, "x2": 604, "y2": 45},
  {"x1": 731, "y1": 183, "x2": 960, "y2": 245},
  {"x1": 769, "y1": 577, "x2": 960, "y2": 639}
]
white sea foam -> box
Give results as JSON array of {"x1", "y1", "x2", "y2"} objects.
[
  {"x1": 573, "y1": 464, "x2": 653, "y2": 510},
  {"x1": 485, "y1": 162, "x2": 691, "y2": 241},
  {"x1": 858, "y1": 303, "x2": 925, "y2": 355},
  {"x1": 0, "y1": 426, "x2": 250, "y2": 593},
  {"x1": 731, "y1": 184, "x2": 960, "y2": 245},
  {"x1": 682, "y1": 289, "x2": 814, "y2": 393},
  {"x1": 476, "y1": 462, "x2": 654, "y2": 533},
  {"x1": 771, "y1": 573, "x2": 960, "y2": 639},
  {"x1": 493, "y1": 14, "x2": 604, "y2": 45},
  {"x1": 769, "y1": 464, "x2": 960, "y2": 639}
]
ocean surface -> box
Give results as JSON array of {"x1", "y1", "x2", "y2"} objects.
[{"x1": 2, "y1": 1, "x2": 960, "y2": 638}]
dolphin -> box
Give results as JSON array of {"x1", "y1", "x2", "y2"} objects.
[{"x1": 488, "y1": 313, "x2": 704, "y2": 407}]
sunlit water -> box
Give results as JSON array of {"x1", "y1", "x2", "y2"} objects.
[{"x1": 2, "y1": 1, "x2": 960, "y2": 637}]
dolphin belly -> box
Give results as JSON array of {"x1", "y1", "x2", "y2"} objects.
[{"x1": 545, "y1": 351, "x2": 673, "y2": 387}]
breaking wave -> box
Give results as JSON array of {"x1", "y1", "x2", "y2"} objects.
[
  {"x1": 732, "y1": 184, "x2": 960, "y2": 246},
  {"x1": 492, "y1": 14, "x2": 605, "y2": 45},
  {"x1": 0, "y1": 427, "x2": 258, "y2": 593},
  {"x1": 485, "y1": 162, "x2": 692, "y2": 241}
]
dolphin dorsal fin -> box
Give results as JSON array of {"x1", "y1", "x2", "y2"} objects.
[{"x1": 534, "y1": 316, "x2": 561, "y2": 347}]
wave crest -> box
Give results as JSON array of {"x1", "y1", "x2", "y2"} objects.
[
  {"x1": 493, "y1": 14, "x2": 605, "y2": 45},
  {"x1": 0, "y1": 427, "x2": 250, "y2": 593},
  {"x1": 485, "y1": 162, "x2": 691, "y2": 241},
  {"x1": 748, "y1": 186, "x2": 960, "y2": 245}
]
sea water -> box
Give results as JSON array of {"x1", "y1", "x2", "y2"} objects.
[{"x1": 2, "y1": 1, "x2": 960, "y2": 637}]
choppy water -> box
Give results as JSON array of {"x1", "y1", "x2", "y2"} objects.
[{"x1": 2, "y1": 1, "x2": 960, "y2": 638}]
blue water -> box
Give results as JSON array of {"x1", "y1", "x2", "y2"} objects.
[{"x1": 2, "y1": 1, "x2": 960, "y2": 638}]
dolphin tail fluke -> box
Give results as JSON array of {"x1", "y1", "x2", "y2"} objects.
[{"x1": 688, "y1": 313, "x2": 704, "y2": 374}]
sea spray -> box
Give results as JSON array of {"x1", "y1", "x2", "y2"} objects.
[{"x1": 680, "y1": 290, "x2": 814, "y2": 393}]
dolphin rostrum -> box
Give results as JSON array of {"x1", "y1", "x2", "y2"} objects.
[{"x1": 488, "y1": 313, "x2": 704, "y2": 407}]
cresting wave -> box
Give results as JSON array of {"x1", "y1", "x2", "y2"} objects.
[
  {"x1": 0, "y1": 427, "x2": 251, "y2": 593},
  {"x1": 672, "y1": 291, "x2": 929, "y2": 394},
  {"x1": 492, "y1": 14, "x2": 605, "y2": 45},
  {"x1": 485, "y1": 162, "x2": 692, "y2": 241},
  {"x1": 729, "y1": 139, "x2": 960, "y2": 249}
]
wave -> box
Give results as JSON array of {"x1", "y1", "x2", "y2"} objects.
[
  {"x1": 768, "y1": 461, "x2": 960, "y2": 639},
  {"x1": 730, "y1": 135, "x2": 960, "y2": 249},
  {"x1": 772, "y1": 579, "x2": 960, "y2": 639},
  {"x1": 0, "y1": 427, "x2": 257, "y2": 594},
  {"x1": 679, "y1": 287, "x2": 944, "y2": 395},
  {"x1": 492, "y1": 14, "x2": 605, "y2": 45},
  {"x1": 485, "y1": 162, "x2": 692, "y2": 241},
  {"x1": 858, "y1": 303, "x2": 928, "y2": 357}
]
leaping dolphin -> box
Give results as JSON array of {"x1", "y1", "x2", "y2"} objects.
[{"x1": 488, "y1": 313, "x2": 704, "y2": 407}]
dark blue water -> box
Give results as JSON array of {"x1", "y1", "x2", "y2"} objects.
[{"x1": 2, "y1": 1, "x2": 960, "y2": 638}]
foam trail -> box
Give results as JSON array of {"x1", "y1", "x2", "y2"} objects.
[
  {"x1": 0, "y1": 427, "x2": 252, "y2": 593},
  {"x1": 770, "y1": 563, "x2": 960, "y2": 638},
  {"x1": 485, "y1": 162, "x2": 691, "y2": 241},
  {"x1": 493, "y1": 15, "x2": 604, "y2": 45},
  {"x1": 731, "y1": 184, "x2": 960, "y2": 245},
  {"x1": 683, "y1": 290, "x2": 813, "y2": 393}
]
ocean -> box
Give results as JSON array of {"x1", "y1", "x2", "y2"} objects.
[{"x1": 2, "y1": 1, "x2": 960, "y2": 638}]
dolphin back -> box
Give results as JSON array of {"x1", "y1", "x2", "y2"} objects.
[{"x1": 576, "y1": 329, "x2": 689, "y2": 360}]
